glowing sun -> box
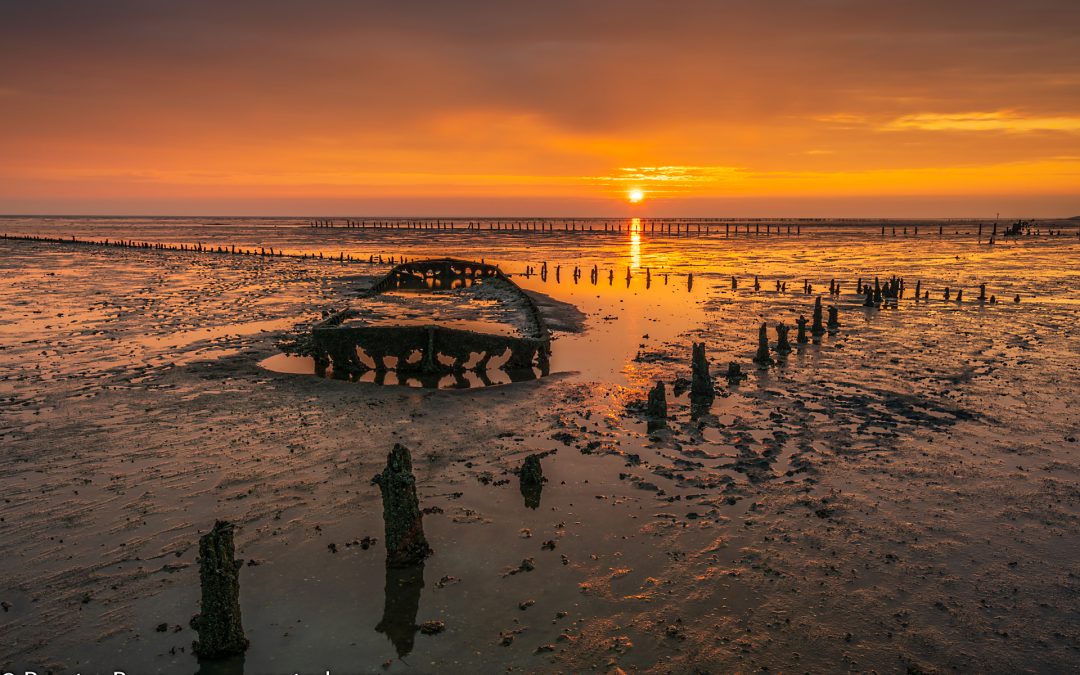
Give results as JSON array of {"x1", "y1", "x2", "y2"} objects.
[{"x1": 628, "y1": 189, "x2": 645, "y2": 203}]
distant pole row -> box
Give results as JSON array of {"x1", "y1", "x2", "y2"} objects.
[
  {"x1": 308, "y1": 219, "x2": 806, "y2": 236},
  {"x1": 307, "y1": 218, "x2": 1079, "y2": 239},
  {"x1": 0, "y1": 232, "x2": 417, "y2": 267}
]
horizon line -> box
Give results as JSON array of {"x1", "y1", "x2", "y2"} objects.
[{"x1": 1, "y1": 213, "x2": 1076, "y2": 221}]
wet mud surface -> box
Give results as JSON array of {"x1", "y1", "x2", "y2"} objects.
[{"x1": 1, "y1": 219, "x2": 1079, "y2": 673}]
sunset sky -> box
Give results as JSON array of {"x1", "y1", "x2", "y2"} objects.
[{"x1": 2, "y1": 1, "x2": 1079, "y2": 217}]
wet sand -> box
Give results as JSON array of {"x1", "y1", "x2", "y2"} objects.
[{"x1": 1, "y1": 220, "x2": 1079, "y2": 673}]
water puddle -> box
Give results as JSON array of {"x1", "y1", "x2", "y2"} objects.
[{"x1": 259, "y1": 352, "x2": 546, "y2": 388}]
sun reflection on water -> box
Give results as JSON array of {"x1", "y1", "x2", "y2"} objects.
[{"x1": 629, "y1": 218, "x2": 641, "y2": 270}]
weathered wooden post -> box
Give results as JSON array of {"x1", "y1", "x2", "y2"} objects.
[
  {"x1": 519, "y1": 454, "x2": 544, "y2": 509},
  {"x1": 374, "y1": 444, "x2": 432, "y2": 567},
  {"x1": 725, "y1": 361, "x2": 747, "y2": 383},
  {"x1": 811, "y1": 297, "x2": 826, "y2": 336},
  {"x1": 796, "y1": 315, "x2": 809, "y2": 343},
  {"x1": 646, "y1": 381, "x2": 667, "y2": 431},
  {"x1": 191, "y1": 521, "x2": 249, "y2": 659},
  {"x1": 753, "y1": 322, "x2": 773, "y2": 366},
  {"x1": 775, "y1": 322, "x2": 792, "y2": 354},
  {"x1": 691, "y1": 342, "x2": 715, "y2": 402},
  {"x1": 827, "y1": 305, "x2": 839, "y2": 329}
]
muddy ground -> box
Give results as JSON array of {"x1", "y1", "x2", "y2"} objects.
[{"x1": 1, "y1": 230, "x2": 1078, "y2": 674}]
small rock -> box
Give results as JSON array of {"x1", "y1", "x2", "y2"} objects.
[{"x1": 419, "y1": 620, "x2": 446, "y2": 635}]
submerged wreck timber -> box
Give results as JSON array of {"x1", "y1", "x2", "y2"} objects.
[{"x1": 311, "y1": 259, "x2": 551, "y2": 387}]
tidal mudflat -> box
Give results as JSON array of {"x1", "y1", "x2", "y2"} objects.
[{"x1": 1, "y1": 218, "x2": 1079, "y2": 673}]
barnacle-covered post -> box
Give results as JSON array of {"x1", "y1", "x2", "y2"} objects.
[
  {"x1": 374, "y1": 444, "x2": 432, "y2": 568},
  {"x1": 191, "y1": 521, "x2": 249, "y2": 659}
]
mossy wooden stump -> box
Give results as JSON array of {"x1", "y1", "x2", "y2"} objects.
[
  {"x1": 375, "y1": 444, "x2": 432, "y2": 568},
  {"x1": 191, "y1": 520, "x2": 249, "y2": 659}
]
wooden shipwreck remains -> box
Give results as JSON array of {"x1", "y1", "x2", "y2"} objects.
[{"x1": 310, "y1": 259, "x2": 551, "y2": 386}]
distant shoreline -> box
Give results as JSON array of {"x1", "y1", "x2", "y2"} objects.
[{"x1": 1, "y1": 214, "x2": 1078, "y2": 223}]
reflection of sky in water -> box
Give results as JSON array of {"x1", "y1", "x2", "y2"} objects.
[{"x1": 4, "y1": 217, "x2": 1079, "y2": 393}]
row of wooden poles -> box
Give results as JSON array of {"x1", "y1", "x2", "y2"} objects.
[
  {"x1": 308, "y1": 219, "x2": 1076, "y2": 238},
  {"x1": 0, "y1": 234, "x2": 1028, "y2": 302},
  {"x1": 0, "y1": 233, "x2": 425, "y2": 268},
  {"x1": 311, "y1": 218, "x2": 806, "y2": 235}
]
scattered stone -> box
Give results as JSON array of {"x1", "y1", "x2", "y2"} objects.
[
  {"x1": 505, "y1": 558, "x2": 536, "y2": 576},
  {"x1": 419, "y1": 620, "x2": 445, "y2": 635}
]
